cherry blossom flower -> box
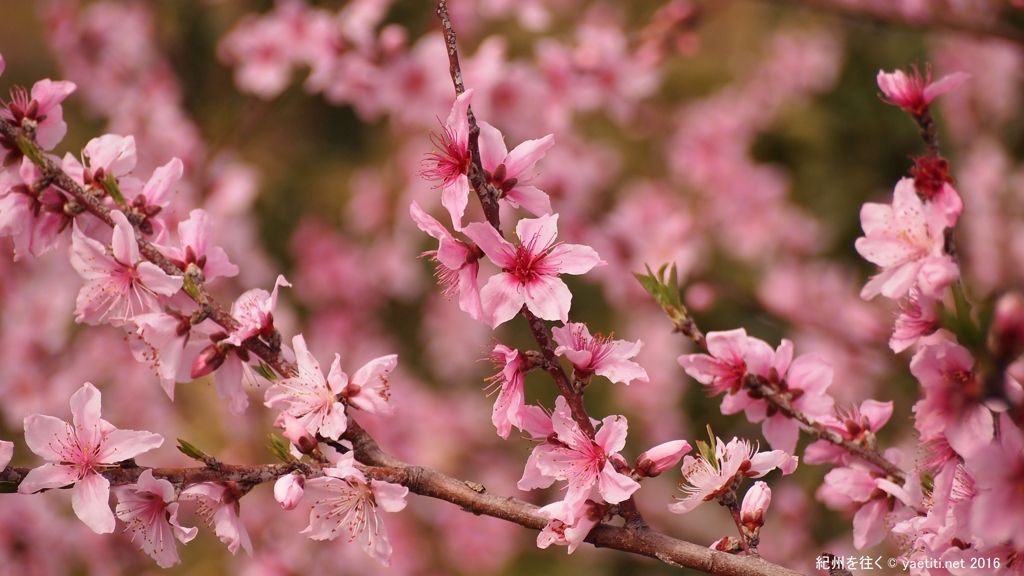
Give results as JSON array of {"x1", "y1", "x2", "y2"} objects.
[
  {"x1": 0, "y1": 156, "x2": 71, "y2": 260},
  {"x1": 804, "y1": 399, "x2": 893, "y2": 465},
  {"x1": 264, "y1": 334, "x2": 349, "y2": 441},
  {"x1": 635, "y1": 439, "x2": 691, "y2": 478},
  {"x1": 478, "y1": 121, "x2": 555, "y2": 217},
  {"x1": 964, "y1": 413, "x2": 1024, "y2": 549},
  {"x1": 274, "y1": 473, "x2": 305, "y2": 511},
  {"x1": 0, "y1": 75, "x2": 76, "y2": 163},
  {"x1": 18, "y1": 382, "x2": 164, "y2": 534},
  {"x1": 536, "y1": 499, "x2": 603, "y2": 554},
  {"x1": 678, "y1": 329, "x2": 751, "y2": 396},
  {"x1": 889, "y1": 288, "x2": 939, "y2": 353},
  {"x1": 420, "y1": 90, "x2": 473, "y2": 230},
  {"x1": 911, "y1": 341, "x2": 993, "y2": 457},
  {"x1": 62, "y1": 134, "x2": 138, "y2": 195},
  {"x1": 821, "y1": 454, "x2": 913, "y2": 549},
  {"x1": 740, "y1": 481, "x2": 771, "y2": 532},
  {"x1": 301, "y1": 462, "x2": 409, "y2": 566},
  {"x1": 70, "y1": 210, "x2": 183, "y2": 327},
  {"x1": 224, "y1": 274, "x2": 291, "y2": 346},
  {"x1": 0, "y1": 439, "x2": 12, "y2": 470},
  {"x1": 112, "y1": 469, "x2": 197, "y2": 568},
  {"x1": 409, "y1": 200, "x2": 483, "y2": 321},
  {"x1": 855, "y1": 178, "x2": 959, "y2": 301},
  {"x1": 877, "y1": 65, "x2": 970, "y2": 116},
  {"x1": 532, "y1": 399, "x2": 639, "y2": 519},
  {"x1": 181, "y1": 482, "x2": 253, "y2": 556},
  {"x1": 552, "y1": 322, "x2": 648, "y2": 385},
  {"x1": 162, "y1": 209, "x2": 239, "y2": 281},
  {"x1": 486, "y1": 343, "x2": 528, "y2": 439},
  {"x1": 341, "y1": 353, "x2": 398, "y2": 417},
  {"x1": 128, "y1": 311, "x2": 199, "y2": 400},
  {"x1": 668, "y1": 437, "x2": 793, "y2": 515},
  {"x1": 463, "y1": 214, "x2": 604, "y2": 328}
]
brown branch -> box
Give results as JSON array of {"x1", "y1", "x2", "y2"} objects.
[
  {"x1": 1, "y1": 462, "x2": 303, "y2": 489},
  {"x1": 757, "y1": 0, "x2": 1024, "y2": 45}
]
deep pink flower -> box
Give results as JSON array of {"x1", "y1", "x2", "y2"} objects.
[
  {"x1": 0, "y1": 156, "x2": 69, "y2": 260},
  {"x1": 301, "y1": 461, "x2": 408, "y2": 566},
  {"x1": 486, "y1": 343, "x2": 528, "y2": 439},
  {"x1": 536, "y1": 499, "x2": 603, "y2": 554},
  {"x1": 420, "y1": 90, "x2": 473, "y2": 230},
  {"x1": 804, "y1": 399, "x2": 893, "y2": 465},
  {"x1": 911, "y1": 341, "x2": 993, "y2": 457},
  {"x1": 668, "y1": 437, "x2": 793, "y2": 515},
  {"x1": 463, "y1": 214, "x2": 604, "y2": 328},
  {"x1": 478, "y1": 121, "x2": 555, "y2": 217},
  {"x1": 889, "y1": 288, "x2": 939, "y2": 353},
  {"x1": 821, "y1": 457, "x2": 912, "y2": 549},
  {"x1": 340, "y1": 353, "x2": 398, "y2": 417},
  {"x1": 964, "y1": 413, "x2": 1024, "y2": 549},
  {"x1": 552, "y1": 322, "x2": 648, "y2": 385},
  {"x1": 877, "y1": 65, "x2": 969, "y2": 116},
  {"x1": 1, "y1": 76, "x2": 76, "y2": 162},
  {"x1": 224, "y1": 274, "x2": 291, "y2": 346},
  {"x1": 264, "y1": 334, "x2": 349, "y2": 441},
  {"x1": 181, "y1": 482, "x2": 253, "y2": 556},
  {"x1": 678, "y1": 329, "x2": 750, "y2": 396},
  {"x1": 112, "y1": 469, "x2": 197, "y2": 568},
  {"x1": 161, "y1": 208, "x2": 239, "y2": 281},
  {"x1": 856, "y1": 178, "x2": 959, "y2": 301},
  {"x1": 70, "y1": 210, "x2": 183, "y2": 326},
  {"x1": 19, "y1": 382, "x2": 164, "y2": 534},
  {"x1": 409, "y1": 200, "x2": 483, "y2": 321}
]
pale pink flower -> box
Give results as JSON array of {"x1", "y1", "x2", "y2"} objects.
[
  {"x1": 821, "y1": 456, "x2": 913, "y2": 549},
  {"x1": 911, "y1": 341, "x2": 993, "y2": 457},
  {"x1": 70, "y1": 210, "x2": 183, "y2": 326},
  {"x1": 965, "y1": 413, "x2": 1024, "y2": 549},
  {"x1": 534, "y1": 401, "x2": 639, "y2": 518},
  {"x1": 18, "y1": 382, "x2": 164, "y2": 534},
  {"x1": 225, "y1": 274, "x2": 291, "y2": 346},
  {"x1": 341, "y1": 354, "x2": 398, "y2": 417},
  {"x1": 486, "y1": 343, "x2": 528, "y2": 439},
  {"x1": 0, "y1": 439, "x2": 12, "y2": 470},
  {"x1": 804, "y1": 399, "x2": 893, "y2": 465},
  {"x1": 128, "y1": 311, "x2": 196, "y2": 399},
  {"x1": 301, "y1": 464, "x2": 408, "y2": 566},
  {"x1": 635, "y1": 439, "x2": 691, "y2": 478},
  {"x1": 420, "y1": 90, "x2": 473, "y2": 230},
  {"x1": 264, "y1": 334, "x2": 349, "y2": 441},
  {"x1": 740, "y1": 481, "x2": 771, "y2": 531},
  {"x1": 856, "y1": 178, "x2": 959, "y2": 301},
  {"x1": 162, "y1": 209, "x2": 238, "y2": 281},
  {"x1": 552, "y1": 322, "x2": 648, "y2": 385},
  {"x1": 536, "y1": 499, "x2": 602, "y2": 554},
  {"x1": 463, "y1": 214, "x2": 605, "y2": 328},
  {"x1": 877, "y1": 65, "x2": 970, "y2": 116},
  {"x1": 0, "y1": 156, "x2": 70, "y2": 260},
  {"x1": 889, "y1": 288, "x2": 939, "y2": 353},
  {"x1": 112, "y1": 469, "x2": 197, "y2": 568},
  {"x1": 668, "y1": 437, "x2": 793, "y2": 515},
  {"x1": 409, "y1": 200, "x2": 483, "y2": 321},
  {"x1": 181, "y1": 482, "x2": 253, "y2": 556},
  {"x1": 478, "y1": 122, "x2": 554, "y2": 217},
  {"x1": 62, "y1": 134, "x2": 137, "y2": 194},
  {"x1": 678, "y1": 329, "x2": 750, "y2": 396},
  {"x1": 1, "y1": 76, "x2": 77, "y2": 162},
  {"x1": 274, "y1": 473, "x2": 305, "y2": 511}
]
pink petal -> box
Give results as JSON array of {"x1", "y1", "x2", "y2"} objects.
[
  {"x1": 504, "y1": 134, "x2": 555, "y2": 178},
  {"x1": 143, "y1": 158, "x2": 183, "y2": 206},
  {"x1": 595, "y1": 415, "x2": 628, "y2": 454},
  {"x1": 523, "y1": 274, "x2": 572, "y2": 323},
  {"x1": 370, "y1": 480, "x2": 409, "y2": 513},
  {"x1": 477, "y1": 121, "x2": 508, "y2": 171},
  {"x1": 545, "y1": 243, "x2": 604, "y2": 275},
  {"x1": 17, "y1": 463, "x2": 78, "y2": 494},
  {"x1": 0, "y1": 440, "x2": 11, "y2": 470},
  {"x1": 72, "y1": 472, "x2": 115, "y2": 534},
  {"x1": 786, "y1": 354, "x2": 833, "y2": 395},
  {"x1": 70, "y1": 382, "x2": 103, "y2": 449},
  {"x1": 504, "y1": 185, "x2": 552, "y2": 217},
  {"x1": 110, "y1": 211, "x2": 140, "y2": 265},
  {"x1": 706, "y1": 329, "x2": 748, "y2": 366},
  {"x1": 456, "y1": 263, "x2": 484, "y2": 321},
  {"x1": 946, "y1": 406, "x2": 993, "y2": 458},
  {"x1": 479, "y1": 273, "x2": 526, "y2": 328},
  {"x1": 23, "y1": 414, "x2": 72, "y2": 462},
  {"x1": 137, "y1": 262, "x2": 184, "y2": 296},
  {"x1": 446, "y1": 89, "x2": 473, "y2": 150},
  {"x1": 515, "y1": 213, "x2": 559, "y2": 252},
  {"x1": 409, "y1": 200, "x2": 450, "y2": 241},
  {"x1": 747, "y1": 449, "x2": 790, "y2": 478},
  {"x1": 96, "y1": 429, "x2": 163, "y2": 463},
  {"x1": 85, "y1": 134, "x2": 137, "y2": 176},
  {"x1": 762, "y1": 415, "x2": 799, "y2": 455},
  {"x1": 860, "y1": 400, "x2": 893, "y2": 431},
  {"x1": 852, "y1": 499, "x2": 888, "y2": 549},
  {"x1": 598, "y1": 468, "x2": 640, "y2": 504},
  {"x1": 441, "y1": 176, "x2": 471, "y2": 231},
  {"x1": 463, "y1": 222, "x2": 516, "y2": 268},
  {"x1": 922, "y1": 72, "x2": 970, "y2": 102},
  {"x1": 215, "y1": 356, "x2": 249, "y2": 415}
]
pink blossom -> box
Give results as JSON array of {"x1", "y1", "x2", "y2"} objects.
[
  {"x1": 70, "y1": 210, "x2": 183, "y2": 326},
  {"x1": 0, "y1": 156, "x2": 70, "y2": 260},
  {"x1": 62, "y1": 134, "x2": 137, "y2": 195},
  {"x1": 964, "y1": 413, "x2": 1024, "y2": 549},
  {"x1": 463, "y1": 214, "x2": 605, "y2": 328},
  {"x1": 112, "y1": 469, "x2": 197, "y2": 568},
  {"x1": 340, "y1": 354, "x2": 398, "y2": 417},
  {"x1": 420, "y1": 90, "x2": 473, "y2": 230},
  {"x1": 264, "y1": 334, "x2": 349, "y2": 441},
  {"x1": 0, "y1": 439, "x2": 12, "y2": 470},
  {"x1": 0, "y1": 76, "x2": 77, "y2": 161},
  {"x1": 409, "y1": 200, "x2": 483, "y2": 321},
  {"x1": 181, "y1": 482, "x2": 253, "y2": 556},
  {"x1": 804, "y1": 400, "x2": 893, "y2": 465},
  {"x1": 877, "y1": 65, "x2": 970, "y2": 116},
  {"x1": 225, "y1": 274, "x2": 291, "y2": 346},
  {"x1": 18, "y1": 382, "x2": 164, "y2": 534},
  {"x1": 274, "y1": 473, "x2": 305, "y2": 511},
  {"x1": 635, "y1": 439, "x2": 691, "y2": 478},
  {"x1": 534, "y1": 400, "x2": 639, "y2": 518},
  {"x1": 821, "y1": 457, "x2": 912, "y2": 549},
  {"x1": 889, "y1": 288, "x2": 939, "y2": 353},
  {"x1": 740, "y1": 481, "x2": 771, "y2": 531},
  {"x1": 536, "y1": 499, "x2": 603, "y2": 554},
  {"x1": 678, "y1": 329, "x2": 750, "y2": 396},
  {"x1": 478, "y1": 121, "x2": 555, "y2": 217},
  {"x1": 301, "y1": 463, "x2": 408, "y2": 566},
  {"x1": 552, "y1": 322, "x2": 648, "y2": 386},
  {"x1": 128, "y1": 311, "x2": 196, "y2": 399},
  {"x1": 910, "y1": 341, "x2": 993, "y2": 457},
  {"x1": 486, "y1": 343, "x2": 528, "y2": 439},
  {"x1": 162, "y1": 209, "x2": 239, "y2": 281},
  {"x1": 274, "y1": 411, "x2": 318, "y2": 455},
  {"x1": 855, "y1": 178, "x2": 959, "y2": 301},
  {"x1": 668, "y1": 437, "x2": 793, "y2": 515}
]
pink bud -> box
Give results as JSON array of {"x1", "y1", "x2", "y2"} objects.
[
  {"x1": 190, "y1": 343, "x2": 226, "y2": 378},
  {"x1": 635, "y1": 440, "x2": 691, "y2": 478},
  {"x1": 274, "y1": 473, "x2": 304, "y2": 510},
  {"x1": 740, "y1": 481, "x2": 771, "y2": 531},
  {"x1": 274, "y1": 412, "x2": 318, "y2": 454},
  {"x1": 993, "y1": 292, "x2": 1024, "y2": 358}
]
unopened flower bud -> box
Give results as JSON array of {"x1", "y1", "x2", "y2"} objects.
[
  {"x1": 191, "y1": 343, "x2": 226, "y2": 378},
  {"x1": 993, "y1": 292, "x2": 1024, "y2": 359},
  {"x1": 274, "y1": 412, "x2": 318, "y2": 455},
  {"x1": 635, "y1": 440, "x2": 691, "y2": 478},
  {"x1": 274, "y1": 473, "x2": 305, "y2": 510},
  {"x1": 740, "y1": 481, "x2": 771, "y2": 532}
]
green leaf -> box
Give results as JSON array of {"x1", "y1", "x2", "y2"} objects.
[
  {"x1": 252, "y1": 362, "x2": 278, "y2": 382},
  {"x1": 101, "y1": 172, "x2": 127, "y2": 209},
  {"x1": 267, "y1": 434, "x2": 291, "y2": 462},
  {"x1": 176, "y1": 438, "x2": 209, "y2": 461}
]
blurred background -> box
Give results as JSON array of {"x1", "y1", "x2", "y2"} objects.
[{"x1": 1, "y1": 0, "x2": 1023, "y2": 574}]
